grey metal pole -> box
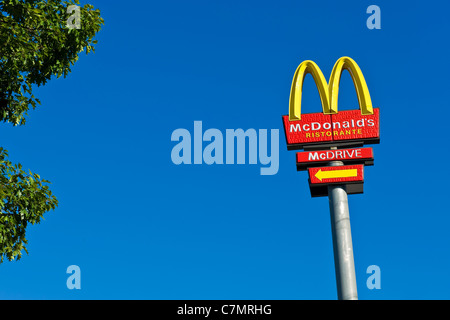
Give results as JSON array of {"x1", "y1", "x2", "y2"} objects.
[{"x1": 327, "y1": 159, "x2": 358, "y2": 300}]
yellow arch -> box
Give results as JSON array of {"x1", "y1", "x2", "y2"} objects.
[
  {"x1": 288, "y1": 57, "x2": 373, "y2": 120},
  {"x1": 328, "y1": 56, "x2": 373, "y2": 115},
  {"x1": 288, "y1": 60, "x2": 332, "y2": 121}
]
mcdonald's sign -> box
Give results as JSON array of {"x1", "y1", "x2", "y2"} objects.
[{"x1": 282, "y1": 57, "x2": 380, "y2": 150}]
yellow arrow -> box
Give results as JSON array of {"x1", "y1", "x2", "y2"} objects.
[{"x1": 315, "y1": 168, "x2": 358, "y2": 182}]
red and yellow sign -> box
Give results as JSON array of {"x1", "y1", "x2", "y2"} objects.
[
  {"x1": 296, "y1": 147, "x2": 374, "y2": 171},
  {"x1": 308, "y1": 165, "x2": 364, "y2": 185},
  {"x1": 282, "y1": 57, "x2": 380, "y2": 150}
]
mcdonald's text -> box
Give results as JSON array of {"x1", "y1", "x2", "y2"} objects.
[{"x1": 282, "y1": 108, "x2": 380, "y2": 149}]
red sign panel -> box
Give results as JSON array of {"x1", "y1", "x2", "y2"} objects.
[
  {"x1": 308, "y1": 165, "x2": 364, "y2": 185},
  {"x1": 282, "y1": 108, "x2": 380, "y2": 150},
  {"x1": 297, "y1": 147, "x2": 373, "y2": 170}
]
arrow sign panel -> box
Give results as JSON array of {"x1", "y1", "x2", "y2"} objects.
[{"x1": 309, "y1": 165, "x2": 364, "y2": 184}]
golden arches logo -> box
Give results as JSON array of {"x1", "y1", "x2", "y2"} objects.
[{"x1": 289, "y1": 57, "x2": 373, "y2": 121}]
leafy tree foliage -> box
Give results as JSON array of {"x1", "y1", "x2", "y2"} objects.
[
  {"x1": 0, "y1": 148, "x2": 58, "y2": 262},
  {"x1": 0, "y1": 0, "x2": 103, "y2": 262}
]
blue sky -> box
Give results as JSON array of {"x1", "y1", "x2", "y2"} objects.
[{"x1": 1, "y1": 0, "x2": 450, "y2": 299}]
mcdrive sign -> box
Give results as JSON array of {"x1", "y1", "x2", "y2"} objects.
[
  {"x1": 282, "y1": 57, "x2": 380, "y2": 197},
  {"x1": 282, "y1": 57, "x2": 380, "y2": 150},
  {"x1": 296, "y1": 147, "x2": 374, "y2": 171}
]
